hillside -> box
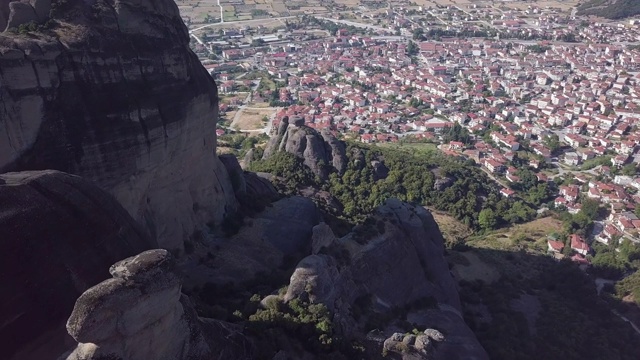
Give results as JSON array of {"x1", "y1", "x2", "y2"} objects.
[{"x1": 577, "y1": 0, "x2": 640, "y2": 19}]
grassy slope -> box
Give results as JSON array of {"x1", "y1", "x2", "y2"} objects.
[{"x1": 577, "y1": 0, "x2": 640, "y2": 19}]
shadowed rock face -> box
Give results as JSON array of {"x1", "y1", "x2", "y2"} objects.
[
  {"x1": 0, "y1": 0, "x2": 237, "y2": 250},
  {"x1": 64, "y1": 249, "x2": 253, "y2": 360},
  {"x1": 262, "y1": 116, "x2": 347, "y2": 180},
  {"x1": 0, "y1": 170, "x2": 154, "y2": 359}
]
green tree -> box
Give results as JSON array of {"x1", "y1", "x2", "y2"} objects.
[
  {"x1": 542, "y1": 134, "x2": 561, "y2": 154},
  {"x1": 622, "y1": 163, "x2": 637, "y2": 176},
  {"x1": 478, "y1": 208, "x2": 498, "y2": 230},
  {"x1": 580, "y1": 198, "x2": 600, "y2": 221}
]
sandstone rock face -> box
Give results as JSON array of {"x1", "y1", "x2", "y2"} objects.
[
  {"x1": 244, "y1": 171, "x2": 279, "y2": 199},
  {"x1": 29, "y1": 0, "x2": 49, "y2": 22},
  {"x1": 5, "y1": 1, "x2": 36, "y2": 30},
  {"x1": 220, "y1": 154, "x2": 247, "y2": 194},
  {"x1": 0, "y1": 0, "x2": 9, "y2": 31},
  {"x1": 184, "y1": 196, "x2": 319, "y2": 287},
  {"x1": 65, "y1": 249, "x2": 253, "y2": 360},
  {"x1": 0, "y1": 0, "x2": 237, "y2": 250},
  {"x1": 311, "y1": 222, "x2": 336, "y2": 254},
  {"x1": 263, "y1": 116, "x2": 347, "y2": 180},
  {"x1": 0, "y1": 170, "x2": 154, "y2": 359},
  {"x1": 284, "y1": 199, "x2": 488, "y2": 360}
]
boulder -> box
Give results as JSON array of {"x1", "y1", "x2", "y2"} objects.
[
  {"x1": 65, "y1": 249, "x2": 253, "y2": 360},
  {"x1": 244, "y1": 171, "x2": 278, "y2": 200},
  {"x1": 371, "y1": 160, "x2": 389, "y2": 181},
  {"x1": 219, "y1": 154, "x2": 247, "y2": 195},
  {"x1": 284, "y1": 255, "x2": 339, "y2": 306},
  {"x1": 5, "y1": 1, "x2": 36, "y2": 30},
  {"x1": 414, "y1": 335, "x2": 431, "y2": 352},
  {"x1": 402, "y1": 334, "x2": 417, "y2": 345},
  {"x1": 311, "y1": 222, "x2": 337, "y2": 254},
  {"x1": 424, "y1": 328, "x2": 445, "y2": 342},
  {"x1": 0, "y1": 170, "x2": 154, "y2": 359},
  {"x1": 433, "y1": 177, "x2": 454, "y2": 191}
]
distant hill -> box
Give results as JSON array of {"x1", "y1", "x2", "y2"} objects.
[{"x1": 577, "y1": 0, "x2": 640, "y2": 19}]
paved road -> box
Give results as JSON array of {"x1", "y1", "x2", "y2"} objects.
[{"x1": 189, "y1": 16, "x2": 298, "y2": 33}]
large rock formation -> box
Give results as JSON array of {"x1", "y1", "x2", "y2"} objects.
[
  {"x1": 262, "y1": 116, "x2": 347, "y2": 180},
  {"x1": 284, "y1": 199, "x2": 488, "y2": 360},
  {"x1": 64, "y1": 249, "x2": 253, "y2": 360},
  {"x1": 185, "y1": 196, "x2": 320, "y2": 287},
  {"x1": 0, "y1": 170, "x2": 154, "y2": 359},
  {"x1": 0, "y1": 0, "x2": 237, "y2": 250}
]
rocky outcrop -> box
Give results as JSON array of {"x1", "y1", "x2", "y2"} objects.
[
  {"x1": 382, "y1": 329, "x2": 445, "y2": 359},
  {"x1": 64, "y1": 249, "x2": 252, "y2": 360},
  {"x1": 263, "y1": 116, "x2": 347, "y2": 180},
  {"x1": 5, "y1": 1, "x2": 36, "y2": 30},
  {"x1": 311, "y1": 222, "x2": 336, "y2": 254},
  {"x1": 0, "y1": 170, "x2": 154, "y2": 359},
  {"x1": 184, "y1": 196, "x2": 319, "y2": 287},
  {"x1": 433, "y1": 177, "x2": 454, "y2": 191},
  {"x1": 0, "y1": 0, "x2": 237, "y2": 250},
  {"x1": 371, "y1": 160, "x2": 389, "y2": 180},
  {"x1": 220, "y1": 154, "x2": 247, "y2": 194},
  {"x1": 244, "y1": 171, "x2": 278, "y2": 199},
  {"x1": 0, "y1": 1, "x2": 9, "y2": 31},
  {"x1": 284, "y1": 199, "x2": 488, "y2": 360},
  {"x1": 2, "y1": 0, "x2": 50, "y2": 31}
]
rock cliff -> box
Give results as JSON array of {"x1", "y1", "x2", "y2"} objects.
[
  {"x1": 284, "y1": 199, "x2": 489, "y2": 360},
  {"x1": 262, "y1": 116, "x2": 347, "y2": 180},
  {"x1": 0, "y1": 170, "x2": 154, "y2": 359},
  {"x1": 64, "y1": 249, "x2": 252, "y2": 360},
  {"x1": 0, "y1": 0, "x2": 236, "y2": 250}
]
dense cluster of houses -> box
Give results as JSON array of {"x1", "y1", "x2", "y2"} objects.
[{"x1": 212, "y1": 13, "x2": 640, "y2": 264}]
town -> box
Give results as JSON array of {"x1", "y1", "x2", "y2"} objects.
[{"x1": 185, "y1": 0, "x2": 640, "y2": 267}]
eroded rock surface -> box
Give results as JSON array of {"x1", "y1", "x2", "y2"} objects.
[
  {"x1": 65, "y1": 249, "x2": 253, "y2": 360},
  {"x1": 0, "y1": 170, "x2": 154, "y2": 358},
  {"x1": 284, "y1": 199, "x2": 488, "y2": 360},
  {"x1": 0, "y1": 0, "x2": 237, "y2": 250},
  {"x1": 263, "y1": 116, "x2": 347, "y2": 180}
]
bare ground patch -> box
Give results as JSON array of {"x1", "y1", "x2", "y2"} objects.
[{"x1": 231, "y1": 108, "x2": 275, "y2": 130}]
